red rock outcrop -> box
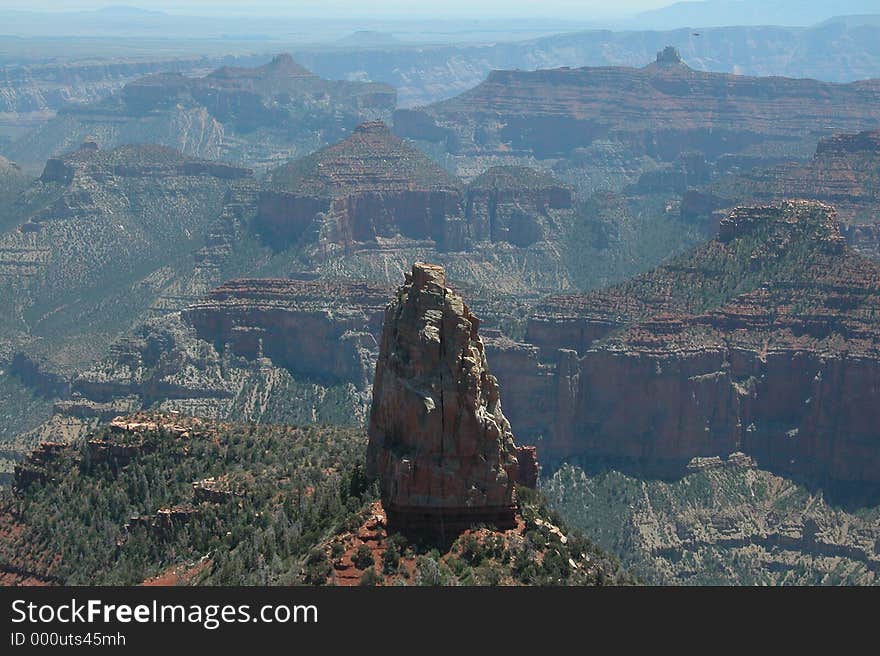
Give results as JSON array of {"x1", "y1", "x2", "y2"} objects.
[
  {"x1": 366, "y1": 263, "x2": 533, "y2": 536},
  {"x1": 256, "y1": 121, "x2": 467, "y2": 251},
  {"x1": 256, "y1": 123, "x2": 576, "y2": 252},
  {"x1": 488, "y1": 201, "x2": 880, "y2": 494},
  {"x1": 514, "y1": 446, "x2": 540, "y2": 488}
]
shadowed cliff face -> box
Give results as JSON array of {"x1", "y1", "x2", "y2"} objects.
[
  {"x1": 366, "y1": 263, "x2": 524, "y2": 535},
  {"x1": 488, "y1": 201, "x2": 880, "y2": 498}
]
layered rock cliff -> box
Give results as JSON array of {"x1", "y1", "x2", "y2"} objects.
[
  {"x1": 465, "y1": 166, "x2": 574, "y2": 246},
  {"x1": 257, "y1": 121, "x2": 466, "y2": 251},
  {"x1": 367, "y1": 263, "x2": 529, "y2": 535},
  {"x1": 394, "y1": 49, "x2": 880, "y2": 191},
  {"x1": 182, "y1": 278, "x2": 389, "y2": 388},
  {"x1": 256, "y1": 122, "x2": 579, "y2": 258},
  {"x1": 547, "y1": 462, "x2": 880, "y2": 585},
  {"x1": 488, "y1": 201, "x2": 880, "y2": 497}
]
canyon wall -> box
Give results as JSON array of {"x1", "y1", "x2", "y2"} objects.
[
  {"x1": 6, "y1": 54, "x2": 396, "y2": 171},
  {"x1": 183, "y1": 278, "x2": 389, "y2": 387},
  {"x1": 489, "y1": 201, "x2": 880, "y2": 495},
  {"x1": 394, "y1": 48, "x2": 880, "y2": 192},
  {"x1": 255, "y1": 122, "x2": 575, "y2": 253}
]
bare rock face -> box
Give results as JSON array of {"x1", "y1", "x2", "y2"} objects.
[
  {"x1": 366, "y1": 263, "x2": 526, "y2": 535},
  {"x1": 488, "y1": 201, "x2": 880, "y2": 497},
  {"x1": 10, "y1": 54, "x2": 395, "y2": 171},
  {"x1": 183, "y1": 278, "x2": 389, "y2": 388},
  {"x1": 465, "y1": 166, "x2": 574, "y2": 246},
  {"x1": 393, "y1": 53, "x2": 880, "y2": 192}
]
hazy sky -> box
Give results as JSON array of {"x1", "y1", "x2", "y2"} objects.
[{"x1": 0, "y1": 1, "x2": 675, "y2": 19}]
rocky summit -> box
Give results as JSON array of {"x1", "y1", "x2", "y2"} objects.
[
  {"x1": 256, "y1": 121, "x2": 576, "y2": 255},
  {"x1": 367, "y1": 263, "x2": 533, "y2": 537},
  {"x1": 257, "y1": 121, "x2": 465, "y2": 251}
]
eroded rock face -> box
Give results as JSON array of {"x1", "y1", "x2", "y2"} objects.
[
  {"x1": 183, "y1": 278, "x2": 389, "y2": 387},
  {"x1": 366, "y1": 263, "x2": 526, "y2": 534},
  {"x1": 256, "y1": 121, "x2": 465, "y2": 251},
  {"x1": 398, "y1": 54, "x2": 880, "y2": 159},
  {"x1": 11, "y1": 54, "x2": 396, "y2": 171},
  {"x1": 466, "y1": 166, "x2": 574, "y2": 246},
  {"x1": 0, "y1": 142, "x2": 253, "y2": 359},
  {"x1": 255, "y1": 124, "x2": 578, "y2": 253},
  {"x1": 489, "y1": 201, "x2": 880, "y2": 496}
]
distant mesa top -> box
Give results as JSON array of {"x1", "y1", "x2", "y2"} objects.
[
  {"x1": 207, "y1": 53, "x2": 314, "y2": 80},
  {"x1": 5, "y1": 53, "x2": 396, "y2": 171},
  {"x1": 392, "y1": 48, "x2": 880, "y2": 162}
]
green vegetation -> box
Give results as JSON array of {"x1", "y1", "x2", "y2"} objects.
[
  {"x1": 469, "y1": 165, "x2": 567, "y2": 192},
  {"x1": 338, "y1": 487, "x2": 637, "y2": 586},
  {"x1": 561, "y1": 192, "x2": 711, "y2": 292},
  {"x1": 0, "y1": 371, "x2": 54, "y2": 450},
  {"x1": 612, "y1": 201, "x2": 844, "y2": 317},
  {"x1": 545, "y1": 463, "x2": 880, "y2": 586},
  {"x1": 0, "y1": 414, "x2": 636, "y2": 587},
  {"x1": 0, "y1": 420, "x2": 372, "y2": 585}
]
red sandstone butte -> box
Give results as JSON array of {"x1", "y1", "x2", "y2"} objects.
[{"x1": 366, "y1": 262, "x2": 536, "y2": 537}]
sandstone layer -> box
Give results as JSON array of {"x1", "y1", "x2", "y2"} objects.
[
  {"x1": 183, "y1": 278, "x2": 389, "y2": 388},
  {"x1": 257, "y1": 121, "x2": 465, "y2": 251},
  {"x1": 257, "y1": 121, "x2": 575, "y2": 253}
]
